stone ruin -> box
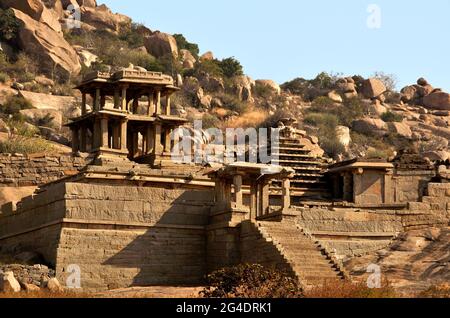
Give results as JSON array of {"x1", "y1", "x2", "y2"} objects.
[{"x1": 0, "y1": 70, "x2": 449, "y2": 291}]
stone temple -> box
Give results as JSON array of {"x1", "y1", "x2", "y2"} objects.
[{"x1": 0, "y1": 70, "x2": 449, "y2": 290}]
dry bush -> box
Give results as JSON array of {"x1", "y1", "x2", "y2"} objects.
[
  {"x1": 200, "y1": 264, "x2": 302, "y2": 298},
  {"x1": 304, "y1": 279, "x2": 397, "y2": 298},
  {"x1": 419, "y1": 284, "x2": 450, "y2": 298}
]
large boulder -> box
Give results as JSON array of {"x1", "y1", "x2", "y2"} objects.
[
  {"x1": 80, "y1": 4, "x2": 131, "y2": 33},
  {"x1": 423, "y1": 91, "x2": 450, "y2": 110},
  {"x1": 362, "y1": 78, "x2": 386, "y2": 99},
  {"x1": 352, "y1": 118, "x2": 388, "y2": 136},
  {"x1": 232, "y1": 75, "x2": 255, "y2": 103},
  {"x1": 20, "y1": 108, "x2": 63, "y2": 129},
  {"x1": 18, "y1": 90, "x2": 77, "y2": 112},
  {"x1": 255, "y1": 79, "x2": 281, "y2": 96},
  {"x1": 1, "y1": 0, "x2": 62, "y2": 33},
  {"x1": 0, "y1": 271, "x2": 21, "y2": 293},
  {"x1": 388, "y1": 122, "x2": 413, "y2": 139},
  {"x1": 200, "y1": 51, "x2": 214, "y2": 61},
  {"x1": 198, "y1": 73, "x2": 225, "y2": 93},
  {"x1": 11, "y1": 9, "x2": 81, "y2": 81},
  {"x1": 180, "y1": 49, "x2": 196, "y2": 69},
  {"x1": 144, "y1": 32, "x2": 178, "y2": 59}
]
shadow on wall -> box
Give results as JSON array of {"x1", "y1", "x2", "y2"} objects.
[{"x1": 101, "y1": 190, "x2": 214, "y2": 288}]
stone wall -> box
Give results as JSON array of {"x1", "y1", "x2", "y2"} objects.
[
  {"x1": 0, "y1": 154, "x2": 88, "y2": 187},
  {"x1": 391, "y1": 170, "x2": 436, "y2": 203},
  {"x1": 0, "y1": 181, "x2": 215, "y2": 290}
]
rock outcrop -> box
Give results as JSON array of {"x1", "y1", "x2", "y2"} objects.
[
  {"x1": 255, "y1": 79, "x2": 281, "y2": 95},
  {"x1": 362, "y1": 78, "x2": 386, "y2": 100},
  {"x1": 144, "y1": 32, "x2": 178, "y2": 59},
  {"x1": 423, "y1": 91, "x2": 450, "y2": 111},
  {"x1": 11, "y1": 8, "x2": 81, "y2": 80}
]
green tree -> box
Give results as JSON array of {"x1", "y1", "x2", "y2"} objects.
[
  {"x1": 173, "y1": 33, "x2": 199, "y2": 58},
  {"x1": 218, "y1": 57, "x2": 244, "y2": 78},
  {"x1": 0, "y1": 8, "x2": 20, "y2": 42}
]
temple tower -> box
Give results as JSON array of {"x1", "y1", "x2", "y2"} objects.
[{"x1": 66, "y1": 70, "x2": 187, "y2": 167}]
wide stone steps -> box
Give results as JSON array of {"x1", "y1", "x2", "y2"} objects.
[{"x1": 257, "y1": 221, "x2": 346, "y2": 287}]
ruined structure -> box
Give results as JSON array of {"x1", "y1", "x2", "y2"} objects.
[{"x1": 0, "y1": 70, "x2": 449, "y2": 291}]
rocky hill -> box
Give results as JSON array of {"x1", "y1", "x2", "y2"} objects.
[{"x1": 0, "y1": 0, "x2": 449, "y2": 166}]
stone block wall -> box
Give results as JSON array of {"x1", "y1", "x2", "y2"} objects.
[
  {"x1": 391, "y1": 170, "x2": 436, "y2": 203},
  {"x1": 0, "y1": 154, "x2": 88, "y2": 187},
  {"x1": 0, "y1": 181, "x2": 215, "y2": 290}
]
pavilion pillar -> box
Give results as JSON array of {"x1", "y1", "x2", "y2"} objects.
[
  {"x1": 81, "y1": 93, "x2": 87, "y2": 115},
  {"x1": 166, "y1": 95, "x2": 171, "y2": 115},
  {"x1": 100, "y1": 117, "x2": 109, "y2": 148},
  {"x1": 94, "y1": 88, "x2": 101, "y2": 111},
  {"x1": 233, "y1": 174, "x2": 243, "y2": 209},
  {"x1": 132, "y1": 131, "x2": 139, "y2": 158},
  {"x1": 164, "y1": 127, "x2": 172, "y2": 153},
  {"x1": 155, "y1": 90, "x2": 161, "y2": 114},
  {"x1": 249, "y1": 182, "x2": 258, "y2": 220},
  {"x1": 259, "y1": 180, "x2": 270, "y2": 218},
  {"x1": 154, "y1": 123, "x2": 163, "y2": 155},
  {"x1": 281, "y1": 178, "x2": 291, "y2": 212},
  {"x1": 120, "y1": 120, "x2": 127, "y2": 151},
  {"x1": 71, "y1": 127, "x2": 79, "y2": 153},
  {"x1": 93, "y1": 118, "x2": 101, "y2": 149}
]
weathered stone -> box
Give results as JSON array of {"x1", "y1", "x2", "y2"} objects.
[
  {"x1": 11, "y1": 9, "x2": 81, "y2": 81},
  {"x1": 255, "y1": 79, "x2": 281, "y2": 96},
  {"x1": 144, "y1": 32, "x2": 178, "y2": 59},
  {"x1": 423, "y1": 91, "x2": 450, "y2": 110},
  {"x1": 46, "y1": 277, "x2": 63, "y2": 292},
  {"x1": 362, "y1": 78, "x2": 386, "y2": 99},
  {"x1": 388, "y1": 122, "x2": 412, "y2": 139},
  {"x1": 352, "y1": 118, "x2": 388, "y2": 136},
  {"x1": 200, "y1": 51, "x2": 214, "y2": 61},
  {"x1": 0, "y1": 271, "x2": 21, "y2": 293}
]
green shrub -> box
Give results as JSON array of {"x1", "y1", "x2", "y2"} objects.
[
  {"x1": 0, "y1": 72, "x2": 9, "y2": 83},
  {"x1": 200, "y1": 264, "x2": 301, "y2": 298},
  {"x1": 173, "y1": 33, "x2": 199, "y2": 58},
  {"x1": 218, "y1": 57, "x2": 243, "y2": 78},
  {"x1": 0, "y1": 8, "x2": 21, "y2": 42},
  {"x1": 310, "y1": 96, "x2": 336, "y2": 111},
  {"x1": 304, "y1": 112, "x2": 339, "y2": 129},
  {"x1": 220, "y1": 94, "x2": 249, "y2": 114},
  {"x1": 338, "y1": 97, "x2": 365, "y2": 127},
  {"x1": 119, "y1": 23, "x2": 150, "y2": 48},
  {"x1": 381, "y1": 111, "x2": 403, "y2": 123},
  {"x1": 320, "y1": 137, "x2": 346, "y2": 158},
  {"x1": 254, "y1": 83, "x2": 273, "y2": 98},
  {"x1": 195, "y1": 59, "x2": 223, "y2": 78},
  {"x1": 1, "y1": 95, "x2": 34, "y2": 116}
]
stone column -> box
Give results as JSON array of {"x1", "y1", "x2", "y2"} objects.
[
  {"x1": 155, "y1": 90, "x2": 161, "y2": 114},
  {"x1": 154, "y1": 123, "x2": 163, "y2": 155},
  {"x1": 281, "y1": 178, "x2": 291, "y2": 212},
  {"x1": 100, "y1": 94, "x2": 106, "y2": 110},
  {"x1": 343, "y1": 172, "x2": 353, "y2": 202},
  {"x1": 120, "y1": 120, "x2": 127, "y2": 151},
  {"x1": 250, "y1": 182, "x2": 258, "y2": 219},
  {"x1": 100, "y1": 117, "x2": 109, "y2": 148},
  {"x1": 383, "y1": 169, "x2": 394, "y2": 204},
  {"x1": 71, "y1": 127, "x2": 79, "y2": 153},
  {"x1": 259, "y1": 179, "x2": 270, "y2": 217},
  {"x1": 233, "y1": 174, "x2": 243, "y2": 209},
  {"x1": 164, "y1": 127, "x2": 172, "y2": 153},
  {"x1": 81, "y1": 93, "x2": 87, "y2": 115},
  {"x1": 166, "y1": 95, "x2": 171, "y2": 115},
  {"x1": 94, "y1": 88, "x2": 101, "y2": 111}
]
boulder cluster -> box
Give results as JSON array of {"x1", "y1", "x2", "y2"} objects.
[{"x1": 401, "y1": 78, "x2": 450, "y2": 111}]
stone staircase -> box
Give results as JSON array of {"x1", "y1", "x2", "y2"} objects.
[
  {"x1": 269, "y1": 136, "x2": 331, "y2": 201},
  {"x1": 242, "y1": 220, "x2": 347, "y2": 289}
]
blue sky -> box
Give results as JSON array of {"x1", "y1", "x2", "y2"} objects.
[{"x1": 99, "y1": 0, "x2": 450, "y2": 90}]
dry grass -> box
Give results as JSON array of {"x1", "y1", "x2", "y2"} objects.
[
  {"x1": 0, "y1": 290, "x2": 92, "y2": 298},
  {"x1": 418, "y1": 283, "x2": 450, "y2": 298},
  {"x1": 304, "y1": 279, "x2": 397, "y2": 298}
]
